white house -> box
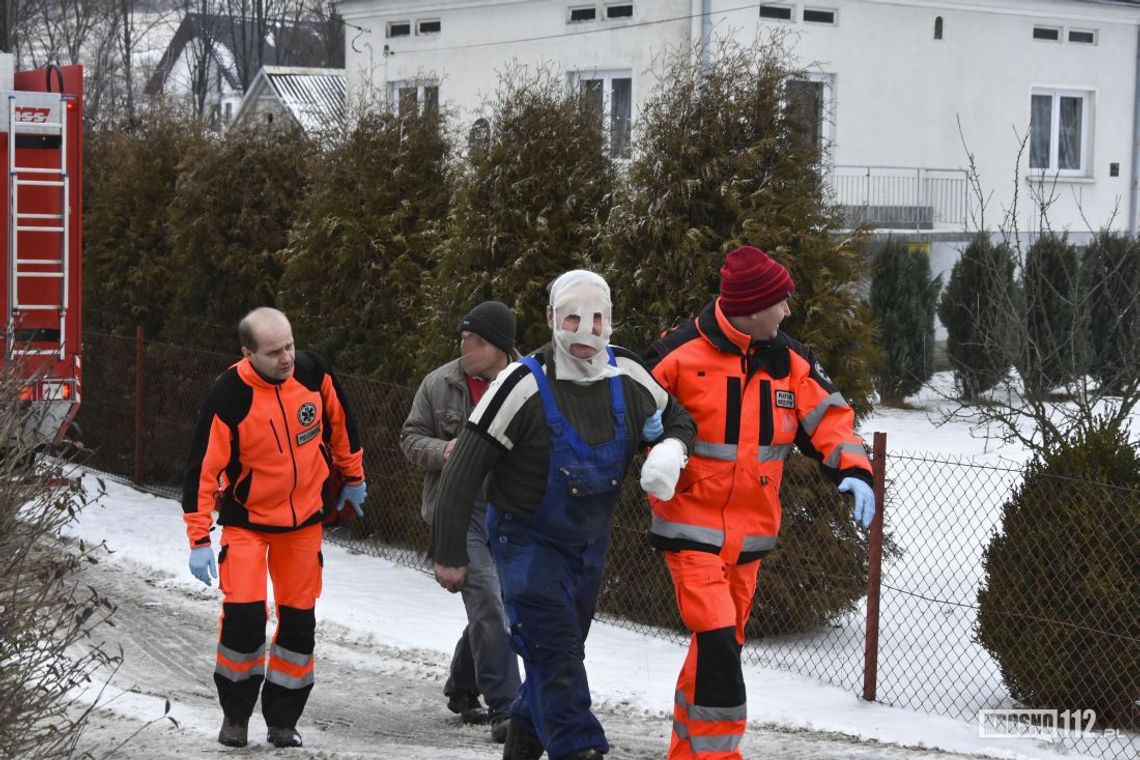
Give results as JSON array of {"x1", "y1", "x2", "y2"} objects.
[{"x1": 336, "y1": 0, "x2": 1140, "y2": 258}]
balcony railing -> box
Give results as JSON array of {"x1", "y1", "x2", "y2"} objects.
[{"x1": 829, "y1": 165, "x2": 969, "y2": 231}]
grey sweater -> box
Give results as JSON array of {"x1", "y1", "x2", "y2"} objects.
[{"x1": 431, "y1": 344, "x2": 696, "y2": 567}]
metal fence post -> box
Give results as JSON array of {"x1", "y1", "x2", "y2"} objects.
[
  {"x1": 863, "y1": 431, "x2": 887, "y2": 701},
  {"x1": 134, "y1": 324, "x2": 144, "y2": 485}
]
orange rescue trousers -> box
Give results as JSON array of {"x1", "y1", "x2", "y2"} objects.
[
  {"x1": 214, "y1": 523, "x2": 323, "y2": 728},
  {"x1": 664, "y1": 550, "x2": 761, "y2": 760}
]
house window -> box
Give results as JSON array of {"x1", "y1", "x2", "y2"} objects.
[
  {"x1": 787, "y1": 78, "x2": 828, "y2": 152},
  {"x1": 1068, "y1": 29, "x2": 1096, "y2": 44},
  {"x1": 387, "y1": 21, "x2": 411, "y2": 37},
  {"x1": 1032, "y1": 26, "x2": 1060, "y2": 41},
  {"x1": 224, "y1": 102, "x2": 233, "y2": 122},
  {"x1": 574, "y1": 71, "x2": 632, "y2": 158},
  {"x1": 391, "y1": 82, "x2": 440, "y2": 118},
  {"x1": 803, "y1": 8, "x2": 836, "y2": 24},
  {"x1": 417, "y1": 19, "x2": 441, "y2": 35},
  {"x1": 934, "y1": 16, "x2": 943, "y2": 39},
  {"x1": 760, "y1": 4, "x2": 793, "y2": 21},
  {"x1": 1029, "y1": 90, "x2": 1090, "y2": 174},
  {"x1": 606, "y1": 3, "x2": 633, "y2": 18},
  {"x1": 569, "y1": 6, "x2": 596, "y2": 22}
]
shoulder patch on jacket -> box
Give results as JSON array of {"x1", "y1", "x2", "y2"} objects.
[
  {"x1": 292, "y1": 350, "x2": 327, "y2": 392},
  {"x1": 468, "y1": 361, "x2": 540, "y2": 450},
  {"x1": 206, "y1": 367, "x2": 253, "y2": 426},
  {"x1": 643, "y1": 320, "x2": 700, "y2": 371}
]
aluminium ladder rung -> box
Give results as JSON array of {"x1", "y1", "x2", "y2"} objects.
[
  {"x1": 16, "y1": 225, "x2": 64, "y2": 232},
  {"x1": 17, "y1": 213, "x2": 63, "y2": 220},
  {"x1": 8, "y1": 348, "x2": 64, "y2": 357},
  {"x1": 14, "y1": 178, "x2": 64, "y2": 187},
  {"x1": 16, "y1": 258, "x2": 63, "y2": 265},
  {"x1": 12, "y1": 166, "x2": 64, "y2": 175},
  {"x1": 14, "y1": 271, "x2": 64, "y2": 279}
]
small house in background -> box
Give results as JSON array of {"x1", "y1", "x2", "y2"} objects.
[
  {"x1": 230, "y1": 66, "x2": 346, "y2": 137},
  {"x1": 144, "y1": 13, "x2": 338, "y2": 127}
]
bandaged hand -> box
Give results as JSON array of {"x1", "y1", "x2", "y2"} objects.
[{"x1": 640, "y1": 438, "x2": 688, "y2": 501}]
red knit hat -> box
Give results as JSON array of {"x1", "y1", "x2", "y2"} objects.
[{"x1": 718, "y1": 246, "x2": 795, "y2": 316}]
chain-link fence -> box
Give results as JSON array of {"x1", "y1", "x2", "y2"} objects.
[{"x1": 75, "y1": 329, "x2": 1137, "y2": 759}]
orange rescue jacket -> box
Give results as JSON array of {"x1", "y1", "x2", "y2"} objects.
[
  {"x1": 182, "y1": 350, "x2": 364, "y2": 547},
  {"x1": 644, "y1": 299, "x2": 871, "y2": 563}
]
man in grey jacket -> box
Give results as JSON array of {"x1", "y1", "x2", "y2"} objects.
[{"x1": 400, "y1": 301, "x2": 522, "y2": 743}]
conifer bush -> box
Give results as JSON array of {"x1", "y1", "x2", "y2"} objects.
[
  {"x1": 427, "y1": 65, "x2": 614, "y2": 361},
  {"x1": 1017, "y1": 233, "x2": 1084, "y2": 398},
  {"x1": 279, "y1": 103, "x2": 452, "y2": 384},
  {"x1": 164, "y1": 125, "x2": 315, "y2": 351},
  {"x1": 869, "y1": 238, "x2": 940, "y2": 404},
  {"x1": 603, "y1": 39, "x2": 877, "y2": 417},
  {"x1": 976, "y1": 422, "x2": 1140, "y2": 728},
  {"x1": 1081, "y1": 231, "x2": 1140, "y2": 395},
  {"x1": 937, "y1": 233, "x2": 1016, "y2": 398},
  {"x1": 84, "y1": 107, "x2": 207, "y2": 339}
]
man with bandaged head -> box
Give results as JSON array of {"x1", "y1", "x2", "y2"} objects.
[{"x1": 432, "y1": 271, "x2": 695, "y2": 760}]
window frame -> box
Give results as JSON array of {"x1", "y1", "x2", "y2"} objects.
[
  {"x1": 803, "y1": 7, "x2": 837, "y2": 25},
  {"x1": 1032, "y1": 25, "x2": 1061, "y2": 42},
  {"x1": 386, "y1": 20, "x2": 411, "y2": 38},
  {"x1": 388, "y1": 81, "x2": 440, "y2": 118},
  {"x1": 570, "y1": 69, "x2": 634, "y2": 159},
  {"x1": 568, "y1": 5, "x2": 597, "y2": 23},
  {"x1": 1068, "y1": 29, "x2": 1097, "y2": 45},
  {"x1": 759, "y1": 4, "x2": 794, "y2": 22},
  {"x1": 786, "y1": 72, "x2": 835, "y2": 158},
  {"x1": 416, "y1": 18, "x2": 441, "y2": 35},
  {"x1": 1028, "y1": 88, "x2": 1092, "y2": 177},
  {"x1": 605, "y1": 2, "x2": 634, "y2": 19}
]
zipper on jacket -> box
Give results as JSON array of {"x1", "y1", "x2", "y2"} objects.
[
  {"x1": 268, "y1": 419, "x2": 284, "y2": 454},
  {"x1": 273, "y1": 387, "x2": 299, "y2": 527}
]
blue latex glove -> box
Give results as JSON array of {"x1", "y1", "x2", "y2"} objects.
[
  {"x1": 337, "y1": 481, "x2": 367, "y2": 518},
  {"x1": 838, "y1": 477, "x2": 875, "y2": 529},
  {"x1": 641, "y1": 409, "x2": 664, "y2": 443},
  {"x1": 189, "y1": 546, "x2": 216, "y2": 586}
]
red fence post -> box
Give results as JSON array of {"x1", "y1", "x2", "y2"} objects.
[
  {"x1": 134, "y1": 325, "x2": 144, "y2": 485},
  {"x1": 863, "y1": 431, "x2": 887, "y2": 701}
]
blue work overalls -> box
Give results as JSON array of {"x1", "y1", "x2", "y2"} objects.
[{"x1": 487, "y1": 352, "x2": 631, "y2": 760}]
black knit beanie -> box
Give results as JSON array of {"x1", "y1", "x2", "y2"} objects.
[{"x1": 460, "y1": 301, "x2": 516, "y2": 356}]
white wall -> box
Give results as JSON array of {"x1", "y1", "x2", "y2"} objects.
[
  {"x1": 711, "y1": 0, "x2": 1140, "y2": 235},
  {"x1": 339, "y1": 0, "x2": 693, "y2": 122},
  {"x1": 338, "y1": 0, "x2": 1140, "y2": 233}
]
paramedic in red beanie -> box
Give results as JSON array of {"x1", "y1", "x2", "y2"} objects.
[{"x1": 640, "y1": 245, "x2": 874, "y2": 759}]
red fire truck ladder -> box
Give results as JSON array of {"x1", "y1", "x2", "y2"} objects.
[{"x1": 6, "y1": 90, "x2": 69, "y2": 362}]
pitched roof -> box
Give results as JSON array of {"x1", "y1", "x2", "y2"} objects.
[
  {"x1": 232, "y1": 66, "x2": 346, "y2": 134},
  {"x1": 145, "y1": 13, "x2": 331, "y2": 96}
]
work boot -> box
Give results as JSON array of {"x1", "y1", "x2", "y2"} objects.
[
  {"x1": 502, "y1": 719, "x2": 544, "y2": 760},
  {"x1": 565, "y1": 750, "x2": 604, "y2": 760},
  {"x1": 266, "y1": 726, "x2": 303, "y2": 748},
  {"x1": 490, "y1": 715, "x2": 510, "y2": 744},
  {"x1": 447, "y1": 691, "x2": 490, "y2": 725},
  {"x1": 217, "y1": 717, "x2": 248, "y2": 747}
]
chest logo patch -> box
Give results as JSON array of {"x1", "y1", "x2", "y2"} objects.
[
  {"x1": 775, "y1": 390, "x2": 796, "y2": 409},
  {"x1": 298, "y1": 402, "x2": 317, "y2": 426}
]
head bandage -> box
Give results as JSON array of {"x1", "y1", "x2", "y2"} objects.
[{"x1": 549, "y1": 270, "x2": 619, "y2": 384}]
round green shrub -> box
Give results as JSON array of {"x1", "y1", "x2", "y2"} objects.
[{"x1": 977, "y1": 423, "x2": 1140, "y2": 728}]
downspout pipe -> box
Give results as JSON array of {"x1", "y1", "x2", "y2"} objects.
[
  {"x1": 1131, "y1": 23, "x2": 1140, "y2": 235},
  {"x1": 692, "y1": 0, "x2": 711, "y2": 70}
]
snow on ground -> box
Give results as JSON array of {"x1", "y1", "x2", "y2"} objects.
[{"x1": 61, "y1": 462, "x2": 1100, "y2": 759}]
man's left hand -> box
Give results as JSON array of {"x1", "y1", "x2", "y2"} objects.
[
  {"x1": 337, "y1": 481, "x2": 367, "y2": 518},
  {"x1": 838, "y1": 477, "x2": 875, "y2": 529},
  {"x1": 434, "y1": 563, "x2": 468, "y2": 593}
]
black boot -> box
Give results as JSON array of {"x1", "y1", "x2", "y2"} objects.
[
  {"x1": 565, "y1": 750, "x2": 604, "y2": 760},
  {"x1": 447, "y1": 691, "x2": 490, "y2": 725},
  {"x1": 502, "y1": 718, "x2": 544, "y2": 760},
  {"x1": 266, "y1": 725, "x2": 303, "y2": 748},
  {"x1": 217, "y1": 717, "x2": 248, "y2": 747}
]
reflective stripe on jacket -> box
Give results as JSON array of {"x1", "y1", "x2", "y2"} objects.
[
  {"x1": 645, "y1": 299, "x2": 871, "y2": 564},
  {"x1": 182, "y1": 350, "x2": 364, "y2": 547}
]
